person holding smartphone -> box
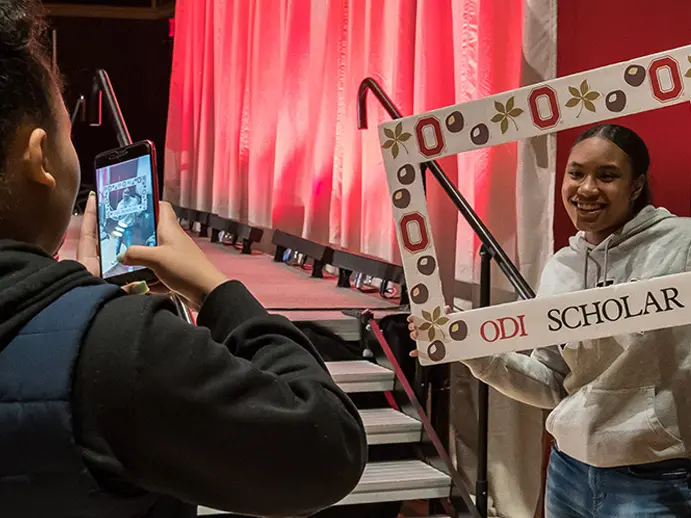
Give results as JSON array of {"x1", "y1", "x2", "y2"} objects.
[{"x1": 0, "y1": 2, "x2": 367, "y2": 518}]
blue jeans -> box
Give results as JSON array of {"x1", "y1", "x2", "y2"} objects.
[
  {"x1": 115, "y1": 227, "x2": 133, "y2": 255},
  {"x1": 546, "y1": 446, "x2": 691, "y2": 517}
]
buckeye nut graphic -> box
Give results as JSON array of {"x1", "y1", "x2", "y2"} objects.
[
  {"x1": 427, "y1": 340, "x2": 446, "y2": 362},
  {"x1": 449, "y1": 319, "x2": 469, "y2": 341},
  {"x1": 410, "y1": 283, "x2": 429, "y2": 304},
  {"x1": 397, "y1": 164, "x2": 416, "y2": 185},
  {"x1": 606, "y1": 90, "x2": 627, "y2": 112},
  {"x1": 392, "y1": 189, "x2": 411, "y2": 209},
  {"x1": 417, "y1": 255, "x2": 436, "y2": 276},
  {"x1": 470, "y1": 123, "x2": 489, "y2": 145},
  {"x1": 624, "y1": 64, "x2": 646, "y2": 87},
  {"x1": 445, "y1": 111, "x2": 464, "y2": 133}
]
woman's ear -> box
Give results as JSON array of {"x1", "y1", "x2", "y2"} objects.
[
  {"x1": 631, "y1": 174, "x2": 645, "y2": 201},
  {"x1": 22, "y1": 127, "x2": 56, "y2": 189}
]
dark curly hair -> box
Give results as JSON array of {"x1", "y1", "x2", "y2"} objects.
[{"x1": 0, "y1": 0, "x2": 59, "y2": 171}]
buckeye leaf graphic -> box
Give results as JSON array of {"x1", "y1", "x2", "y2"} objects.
[
  {"x1": 566, "y1": 80, "x2": 601, "y2": 118},
  {"x1": 381, "y1": 122, "x2": 412, "y2": 159},
  {"x1": 395, "y1": 122, "x2": 403, "y2": 138},
  {"x1": 491, "y1": 95, "x2": 522, "y2": 134}
]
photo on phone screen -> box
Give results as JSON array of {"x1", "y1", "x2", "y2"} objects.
[{"x1": 95, "y1": 153, "x2": 157, "y2": 280}]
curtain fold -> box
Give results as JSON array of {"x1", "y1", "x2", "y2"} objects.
[{"x1": 165, "y1": 1, "x2": 557, "y2": 516}]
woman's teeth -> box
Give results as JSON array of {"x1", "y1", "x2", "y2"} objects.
[{"x1": 572, "y1": 201, "x2": 604, "y2": 211}]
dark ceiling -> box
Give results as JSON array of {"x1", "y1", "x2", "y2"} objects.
[
  {"x1": 43, "y1": 0, "x2": 175, "y2": 19},
  {"x1": 43, "y1": 0, "x2": 174, "y2": 6}
]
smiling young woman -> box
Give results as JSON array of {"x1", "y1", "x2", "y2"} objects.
[
  {"x1": 562, "y1": 124, "x2": 651, "y2": 245},
  {"x1": 410, "y1": 123, "x2": 691, "y2": 516}
]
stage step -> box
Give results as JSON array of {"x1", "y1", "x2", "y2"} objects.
[
  {"x1": 275, "y1": 309, "x2": 405, "y2": 342},
  {"x1": 325, "y1": 360, "x2": 395, "y2": 393},
  {"x1": 359, "y1": 408, "x2": 421, "y2": 445},
  {"x1": 278, "y1": 310, "x2": 363, "y2": 341},
  {"x1": 197, "y1": 460, "x2": 451, "y2": 515},
  {"x1": 338, "y1": 460, "x2": 451, "y2": 505}
]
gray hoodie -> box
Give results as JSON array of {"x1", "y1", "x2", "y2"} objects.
[{"x1": 466, "y1": 205, "x2": 691, "y2": 467}]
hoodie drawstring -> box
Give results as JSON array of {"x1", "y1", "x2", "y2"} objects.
[
  {"x1": 603, "y1": 237, "x2": 612, "y2": 285},
  {"x1": 582, "y1": 236, "x2": 614, "y2": 289}
]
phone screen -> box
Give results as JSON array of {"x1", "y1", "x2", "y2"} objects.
[{"x1": 95, "y1": 153, "x2": 157, "y2": 280}]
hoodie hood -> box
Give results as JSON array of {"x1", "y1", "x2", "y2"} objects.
[
  {"x1": 568, "y1": 205, "x2": 674, "y2": 253},
  {"x1": 539, "y1": 204, "x2": 691, "y2": 297},
  {"x1": 565, "y1": 206, "x2": 676, "y2": 290},
  {"x1": 0, "y1": 240, "x2": 102, "y2": 353}
]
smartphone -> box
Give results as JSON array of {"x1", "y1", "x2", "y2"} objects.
[{"x1": 94, "y1": 140, "x2": 159, "y2": 285}]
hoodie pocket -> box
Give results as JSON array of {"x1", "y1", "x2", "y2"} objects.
[
  {"x1": 648, "y1": 388, "x2": 684, "y2": 444},
  {"x1": 546, "y1": 386, "x2": 685, "y2": 466}
]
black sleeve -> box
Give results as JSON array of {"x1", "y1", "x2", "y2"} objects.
[{"x1": 75, "y1": 280, "x2": 367, "y2": 517}]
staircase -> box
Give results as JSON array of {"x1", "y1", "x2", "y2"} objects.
[
  {"x1": 172, "y1": 206, "x2": 475, "y2": 518},
  {"x1": 197, "y1": 357, "x2": 456, "y2": 516}
]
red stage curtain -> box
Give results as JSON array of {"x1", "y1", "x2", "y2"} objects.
[
  {"x1": 164, "y1": 0, "x2": 554, "y2": 287},
  {"x1": 164, "y1": 2, "x2": 557, "y2": 516}
]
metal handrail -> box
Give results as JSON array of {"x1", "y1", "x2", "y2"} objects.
[
  {"x1": 357, "y1": 78, "x2": 535, "y2": 301},
  {"x1": 358, "y1": 78, "x2": 541, "y2": 518}
]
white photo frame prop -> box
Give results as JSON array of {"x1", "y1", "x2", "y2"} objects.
[
  {"x1": 103, "y1": 176, "x2": 148, "y2": 221},
  {"x1": 379, "y1": 44, "x2": 691, "y2": 366}
]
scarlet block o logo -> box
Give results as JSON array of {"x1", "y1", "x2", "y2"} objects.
[
  {"x1": 648, "y1": 56, "x2": 683, "y2": 102},
  {"x1": 415, "y1": 117, "x2": 445, "y2": 157},
  {"x1": 399, "y1": 213, "x2": 430, "y2": 253},
  {"x1": 528, "y1": 86, "x2": 560, "y2": 129},
  {"x1": 480, "y1": 315, "x2": 528, "y2": 343}
]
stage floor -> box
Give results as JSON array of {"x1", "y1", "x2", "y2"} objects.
[{"x1": 61, "y1": 216, "x2": 401, "y2": 338}]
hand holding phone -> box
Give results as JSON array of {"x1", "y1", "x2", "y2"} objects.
[
  {"x1": 94, "y1": 141, "x2": 159, "y2": 285},
  {"x1": 94, "y1": 140, "x2": 227, "y2": 306},
  {"x1": 118, "y1": 202, "x2": 228, "y2": 310}
]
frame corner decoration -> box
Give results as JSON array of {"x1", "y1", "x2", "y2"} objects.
[{"x1": 380, "y1": 44, "x2": 691, "y2": 365}]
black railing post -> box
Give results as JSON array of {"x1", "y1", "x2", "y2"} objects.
[
  {"x1": 476, "y1": 246, "x2": 491, "y2": 517},
  {"x1": 89, "y1": 69, "x2": 132, "y2": 147},
  {"x1": 70, "y1": 95, "x2": 86, "y2": 127}
]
